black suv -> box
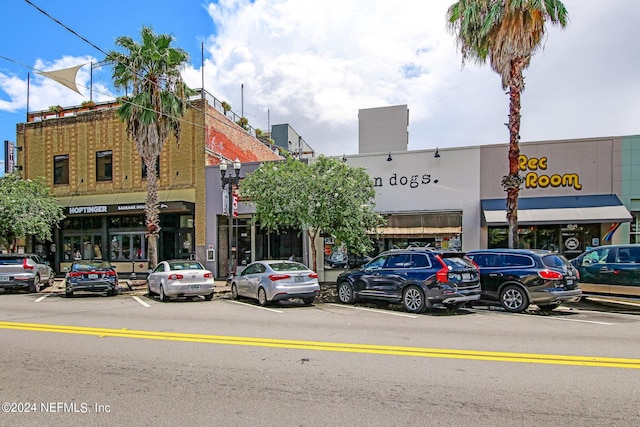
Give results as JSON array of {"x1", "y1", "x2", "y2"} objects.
[
  {"x1": 336, "y1": 248, "x2": 481, "y2": 313},
  {"x1": 570, "y1": 244, "x2": 640, "y2": 298},
  {"x1": 466, "y1": 249, "x2": 582, "y2": 313}
]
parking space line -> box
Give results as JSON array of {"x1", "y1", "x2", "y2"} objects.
[
  {"x1": 34, "y1": 294, "x2": 51, "y2": 303},
  {"x1": 327, "y1": 303, "x2": 417, "y2": 318},
  {"x1": 226, "y1": 299, "x2": 283, "y2": 313},
  {"x1": 132, "y1": 296, "x2": 151, "y2": 307},
  {"x1": 541, "y1": 317, "x2": 614, "y2": 326}
]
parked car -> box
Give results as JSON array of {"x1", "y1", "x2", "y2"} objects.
[
  {"x1": 64, "y1": 260, "x2": 119, "y2": 297},
  {"x1": 147, "y1": 260, "x2": 215, "y2": 302},
  {"x1": 336, "y1": 248, "x2": 481, "y2": 313},
  {"x1": 231, "y1": 260, "x2": 320, "y2": 306},
  {"x1": 570, "y1": 244, "x2": 640, "y2": 298},
  {"x1": 466, "y1": 249, "x2": 582, "y2": 313},
  {"x1": 0, "y1": 253, "x2": 54, "y2": 293}
]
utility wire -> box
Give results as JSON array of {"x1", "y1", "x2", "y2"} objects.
[{"x1": 22, "y1": 0, "x2": 277, "y2": 155}]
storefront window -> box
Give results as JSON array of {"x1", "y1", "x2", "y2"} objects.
[
  {"x1": 631, "y1": 212, "x2": 640, "y2": 244},
  {"x1": 110, "y1": 233, "x2": 147, "y2": 261},
  {"x1": 488, "y1": 224, "x2": 599, "y2": 258},
  {"x1": 62, "y1": 235, "x2": 103, "y2": 261}
]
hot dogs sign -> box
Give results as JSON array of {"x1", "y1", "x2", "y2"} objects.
[{"x1": 519, "y1": 154, "x2": 582, "y2": 191}]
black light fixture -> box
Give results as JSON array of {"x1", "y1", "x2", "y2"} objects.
[
  {"x1": 342, "y1": 155, "x2": 347, "y2": 163},
  {"x1": 434, "y1": 148, "x2": 440, "y2": 159},
  {"x1": 220, "y1": 158, "x2": 242, "y2": 279},
  {"x1": 387, "y1": 152, "x2": 393, "y2": 162}
]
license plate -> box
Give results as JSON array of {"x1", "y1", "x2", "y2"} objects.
[
  {"x1": 462, "y1": 273, "x2": 471, "y2": 280},
  {"x1": 0, "y1": 276, "x2": 9, "y2": 282},
  {"x1": 88, "y1": 274, "x2": 98, "y2": 279},
  {"x1": 294, "y1": 276, "x2": 304, "y2": 282},
  {"x1": 566, "y1": 279, "x2": 573, "y2": 285},
  {"x1": 190, "y1": 285, "x2": 200, "y2": 289}
]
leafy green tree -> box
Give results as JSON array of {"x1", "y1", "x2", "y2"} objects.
[
  {"x1": 447, "y1": 0, "x2": 568, "y2": 248},
  {"x1": 0, "y1": 173, "x2": 65, "y2": 251},
  {"x1": 241, "y1": 156, "x2": 384, "y2": 272},
  {"x1": 106, "y1": 26, "x2": 192, "y2": 268}
]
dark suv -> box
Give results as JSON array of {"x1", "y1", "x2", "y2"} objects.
[
  {"x1": 336, "y1": 248, "x2": 481, "y2": 313},
  {"x1": 570, "y1": 244, "x2": 640, "y2": 298},
  {"x1": 466, "y1": 249, "x2": 582, "y2": 313}
]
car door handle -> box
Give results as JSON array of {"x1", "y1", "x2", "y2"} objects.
[{"x1": 488, "y1": 273, "x2": 502, "y2": 278}]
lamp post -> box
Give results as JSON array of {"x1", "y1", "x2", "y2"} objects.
[{"x1": 220, "y1": 158, "x2": 242, "y2": 280}]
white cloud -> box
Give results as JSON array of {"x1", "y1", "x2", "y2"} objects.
[{"x1": 182, "y1": 0, "x2": 640, "y2": 155}]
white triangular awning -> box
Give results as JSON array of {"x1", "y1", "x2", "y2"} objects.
[{"x1": 38, "y1": 64, "x2": 85, "y2": 95}]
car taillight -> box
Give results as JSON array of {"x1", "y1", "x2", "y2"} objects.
[
  {"x1": 268, "y1": 274, "x2": 291, "y2": 281},
  {"x1": 308, "y1": 272, "x2": 318, "y2": 279},
  {"x1": 23, "y1": 258, "x2": 34, "y2": 270},
  {"x1": 168, "y1": 274, "x2": 184, "y2": 280},
  {"x1": 435, "y1": 255, "x2": 449, "y2": 283},
  {"x1": 104, "y1": 270, "x2": 116, "y2": 276},
  {"x1": 538, "y1": 270, "x2": 563, "y2": 280},
  {"x1": 67, "y1": 271, "x2": 83, "y2": 277},
  {"x1": 204, "y1": 272, "x2": 213, "y2": 278}
]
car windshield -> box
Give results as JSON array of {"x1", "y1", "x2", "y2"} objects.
[
  {"x1": 72, "y1": 261, "x2": 112, "y2": 271},
  {"x1": 541, "y1": 254, "x2": 570, "y2": 269},
  {"x1": 169, "y1": 262, "x2": 204, "y2": 270},
  {"x1": 269, "y1": 262, "x2": 308, "y2": 272}
]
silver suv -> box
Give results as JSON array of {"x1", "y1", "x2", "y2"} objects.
[{"x1": 0, "y1": 253, "x2": 54, "y2": 293}]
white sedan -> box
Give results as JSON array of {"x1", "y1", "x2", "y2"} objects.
[
  {"x1": 147, "y1": 260, "x2": 215, "y2": 302},
  {"x1": 231, "y1": 260, "x2": 320, "y2": 306}
]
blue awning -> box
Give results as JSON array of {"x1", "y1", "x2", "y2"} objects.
[{"x1": 481, "y1": 194, "x2": 632, "y2": 226}]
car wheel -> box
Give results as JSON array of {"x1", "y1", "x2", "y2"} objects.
[
  {"x1": 500, "y1": 285, "x2": 529, "y2": 313},
  {"x1": 159, "y1": 285, "x2": 169, "y2": 303},
  {"x1": 204, "y1": 293, "x2": 214, "y2": 301},
  {"x1": 29, "y1": 275, "x2": 41, "y2": 293},
  {"x1": 537, "y1": 303, "x2": 560, "y2": 312},
  {"x1": 65, "y1": 290, "x2": 74, "y2": 298},
  {"x1": 302, "y1": 297, "x2": 315, "y2": 305},
  {"x1": 337, "y1": 281, "x2": 355, "y2": 304},
  {"x1": 231, "y1": 283, "x2": 238, "y2": 299},
  {"x1": 402, "y1": 286, "x2": 426, "y2": 313},
  {"x1": 108, "y1": 288, "x2": 118, "y2": 297},
  {"x1": 257, "y1": 287, "x2": 268, "y2": 306},
  {"x1": 147, "y1": 283, "x2": 155, "y2": 298}
]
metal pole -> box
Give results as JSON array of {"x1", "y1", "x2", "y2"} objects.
[{"x1": 228, "y1": 183, "x2": 233, "y2": 279}]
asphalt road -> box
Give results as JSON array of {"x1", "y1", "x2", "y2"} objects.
[{"x1": 0, "y1": 291, "x2": 639, "y2": 426}]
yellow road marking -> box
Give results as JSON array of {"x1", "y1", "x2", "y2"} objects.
[{"x1": 1, "y1": 321, "x2": 639, "y2": 369}]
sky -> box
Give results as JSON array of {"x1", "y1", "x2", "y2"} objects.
[{"x1": 1, "y1": 0, "x2": 639, "y2": 172}]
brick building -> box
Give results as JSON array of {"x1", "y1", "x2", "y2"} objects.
[{"x1": 16, "y1": 90, "x2": 281, "y2": 276}]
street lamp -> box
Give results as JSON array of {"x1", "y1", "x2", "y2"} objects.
[{"x1": 220, "y1": 158, "x2": 242, "y2": 280}]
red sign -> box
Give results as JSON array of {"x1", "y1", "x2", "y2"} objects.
[{"x1": 232, "y1": 192, "x2": 238, "y2": 217}]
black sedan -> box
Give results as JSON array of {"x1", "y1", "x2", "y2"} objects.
[
  {"x1": 64, "y1": 260, "x2": 119, "y2": 297},
  {"x1": 466, "y1": 249, "x2": 582, "y2": 313}
]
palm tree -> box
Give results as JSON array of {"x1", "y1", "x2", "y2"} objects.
[
  {"x1": 105, "y1": 27, "x2": 192, "y2": 268},
  {"x1": 447, "y1": 0, "x2": 568, "y2": 248}
]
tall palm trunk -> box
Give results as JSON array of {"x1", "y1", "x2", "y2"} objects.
[
  {"x1": 144, "y1": 155, "x2": 160, "y2": 268},
  {"x1": 505, "y1": 58, "x2": 527, "y2": 249}
]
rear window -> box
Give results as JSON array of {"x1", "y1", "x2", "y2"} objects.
[
  {"x1": 72, "y1": 261, "x2": 112, "y2": 271},
  {"x1": 169, "y1": 262, "x2": 204, "y2": 270},
  {"x1": 541, "y1": 254, "x2": 570, "y2": 269},
  {"x1": 441, "y1": 256, "x2": 475, "y2": 270},
  {"x1": 270, "y1": 262, "x2": 308, "y2": 272}
]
